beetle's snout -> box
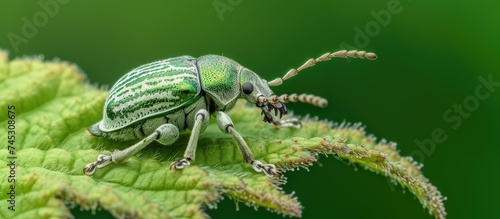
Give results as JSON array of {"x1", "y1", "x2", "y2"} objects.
[{"x1": 256, "y1": 95, "x2": 288, "y2": 123}]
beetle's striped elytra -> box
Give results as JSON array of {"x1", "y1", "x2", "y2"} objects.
[
  {"x1": 101, "y1": 56, "x2": 201, "y2": 131},
  {"x1": 84, "y1": 50, "x2": 377, "y2": 178}
]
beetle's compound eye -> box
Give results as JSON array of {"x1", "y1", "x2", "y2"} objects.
[{"x1": 242, "y1": 82, "x2": 254, "y2": 95}]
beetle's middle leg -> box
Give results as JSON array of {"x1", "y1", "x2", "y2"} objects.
[
  {"x1": 170, "y1": 109, "x2": 210, "y2": 170},
  {"x1": 215, "y1": 111, "x2": 282, "y2": 178},
  {"x1": 83, "y1": 124, "x2": 179, "y2": 175}
]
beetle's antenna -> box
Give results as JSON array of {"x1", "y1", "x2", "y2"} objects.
[
  {"x1": 267, "y1": 50, "x2": 377, "y2": 87},
  {"x1": 267, "y1": 93, "x2": 328, "y2": 108}
]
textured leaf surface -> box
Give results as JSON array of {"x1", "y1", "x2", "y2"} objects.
[{"x1": 0, "y1": 51, "x2": 446, "y2": 219}]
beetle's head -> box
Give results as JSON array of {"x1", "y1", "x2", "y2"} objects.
[
  {"x1": 239, "y1": 68, "x2": 287, "y2": 123},
  {"x1": 237, "y1": 50, "x2": 377, "y2": 123}
]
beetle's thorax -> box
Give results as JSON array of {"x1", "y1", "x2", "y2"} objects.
[{"x1": 197, "y1": 55, "x2": 242, "y2": 112}]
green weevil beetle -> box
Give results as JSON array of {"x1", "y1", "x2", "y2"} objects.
[{"x1": 83, "y1": 50, "x2": 377, "y2": 178}]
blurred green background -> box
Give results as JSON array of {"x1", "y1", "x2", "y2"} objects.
[{"x1": 1, "y1": 0, "x2": 498, "y2": 218}]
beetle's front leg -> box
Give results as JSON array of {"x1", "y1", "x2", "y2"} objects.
[
  {"x1": 272, "y1": 118, "x2": 302, "y2": 128},
  {"x1": 267, "y1": 112, "x2": 302, "y2": 128},
  {"x1": 170, "y1": 109, "x2": 209, "y2": 170},
  {"x1": 215, "y1": 111, "x2": 282, "y2": 178},
  {"x1": 259, "y1": 102, "x2": 301, "y2": 128}
]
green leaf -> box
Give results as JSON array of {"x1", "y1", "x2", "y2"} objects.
[{"x1": 0, "y1": 51, "x2": 446, "y2": 219}]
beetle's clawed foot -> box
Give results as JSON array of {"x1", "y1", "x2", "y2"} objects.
[
  {"x1": 259, "y1": 101, "x2": 288, "y2": 123},
  {"x1": 170, "y1": 158, "x2": 191, "y2": 170},
  {"x1": 83, "y1": 154, "x2": 113, "y2": 176},
  {"x1": 83, "y1": 164, "x2": 97, "y2": 176},
  {"x1": 251, "y1": 160, "x2": 283, "y2": 178}
]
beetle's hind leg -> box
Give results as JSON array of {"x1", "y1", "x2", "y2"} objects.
[
  {"x1": 170, "y1": 109, "x2": 210, "y2": 170},
  {"x1": 215, "y1": 111, "x2": 282, "y2": 178},
  {"x1": 83, "y1": 124, "x2": 180, "y2": 175}
]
